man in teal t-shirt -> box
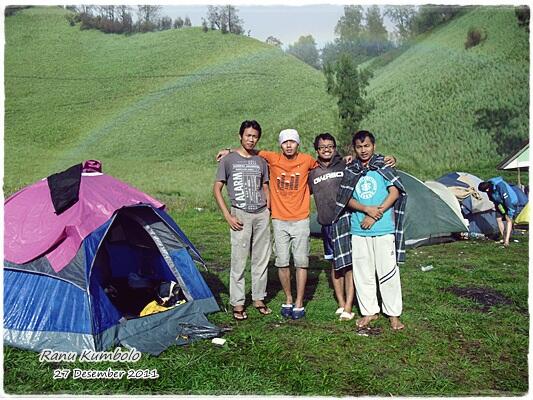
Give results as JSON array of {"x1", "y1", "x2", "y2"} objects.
[
  {"x1": 351, "y1": 172, "x2": 396, "y2": 237},
  {"x1": 346, "y1": 130, "x2": 404, "y2": 331}
]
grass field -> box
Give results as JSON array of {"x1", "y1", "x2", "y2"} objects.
[
  {"x1": 3, "y1": 6, "x2": 529, "y2": 396},
  {"x1": 3, "y1": 209, "x2": 529, "y2": 396}
]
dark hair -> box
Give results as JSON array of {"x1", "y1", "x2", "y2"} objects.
[
  {"x1": 313, "y1": 132, "x2": 337, "y2": 150},
  {"x1": 239, "y1": 120, "x2": 262, "y2": 138},
  {"x1": 478, "y1": 182, "x2": 492, "y2": 192},
  {"x1": 352, "y1": 130, "x2": 375, "y2": 146}
]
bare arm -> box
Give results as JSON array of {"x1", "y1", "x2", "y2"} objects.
[
  {"x1": 342, "y1": 154, "x2": 397, "y2": 166},
  {"x1": 213, "y1": 181, "x2": 243, "y2": 231},
  {"x1": 216, "y1": 148, "x2": 261, "y2": 162},
  {"x1": 216, "y1": 149, "x2": 233, "y2": 162},
  {"x1": 347, "y1": 198, "x2": 383, "y2": 220},
  {"x1": 384, "y1": 155, "x2": 397, "y2": 168},
  {"x1": 379, "y1": 185, "x2": 400, "y2": 213},
  {"x1": 263, "y1": 182, "x2": 270, "y2": 210}
]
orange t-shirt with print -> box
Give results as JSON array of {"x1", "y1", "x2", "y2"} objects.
[{"x1": 259, "y1": 150, "x2": 317, "y2": 221}]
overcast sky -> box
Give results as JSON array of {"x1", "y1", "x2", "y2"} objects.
[{"x1": 161, "y1": 4, "x2": 394, "y2": 48}]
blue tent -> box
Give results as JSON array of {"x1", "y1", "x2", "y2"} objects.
[{"x1": 4, "y1": 204, "x2": 220, "y2": 355}]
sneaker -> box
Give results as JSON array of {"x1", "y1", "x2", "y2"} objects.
[
  {"x1": 292, "y1": 307, "x2": 305, "y2": 320},
  {"x1": 335, "y1": 307, "x2": 344, "y2": 315},
  {"x1": 280, "y1": 304, "x2": 293, "y2": 318}
]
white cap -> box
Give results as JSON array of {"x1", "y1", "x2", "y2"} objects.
[{"x1": 278, "y1": 129, "x2": 300, "y2": 145}]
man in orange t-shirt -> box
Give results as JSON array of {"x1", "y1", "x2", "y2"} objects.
[
  {"x1": 218, "y1": 128, "x2": 316, "y2": 320},
  {"x1": 258, "y1": 129, "x2": 317, "y2": 320}
]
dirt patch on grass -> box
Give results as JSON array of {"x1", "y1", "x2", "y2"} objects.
[{"x1": 444, "y1": 286, "x2": 513, "y2": 311}]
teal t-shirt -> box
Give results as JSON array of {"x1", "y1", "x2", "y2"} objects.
[{"x1": 350, "y1": 171, "x2": 395, "y2": 236}]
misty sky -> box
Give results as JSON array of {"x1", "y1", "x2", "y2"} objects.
[{"x1": 161, "y1": 5, "x2": 395, "y2": 48}]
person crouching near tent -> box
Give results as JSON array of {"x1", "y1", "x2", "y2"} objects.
[
  {"x1": 213, "y1": 120, "x2": 272, "y2": 321},
  {"x1": 332, "y1": 130, "x2": 407, "y2": 331},
  {"x1": 478, "y1": 177, "x2": 523, "y2": 248}
]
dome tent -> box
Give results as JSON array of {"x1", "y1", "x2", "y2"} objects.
[
  {"x1": 437, "y1": 172, "x2": 499, "y2": 236},
  {"x1": 4, "y1": 162, "x2": 219, "y2": 355}
]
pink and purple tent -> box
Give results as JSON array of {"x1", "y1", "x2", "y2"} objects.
[{"x1": 4, "y1": 163, "x2": 218, "y2": 354}]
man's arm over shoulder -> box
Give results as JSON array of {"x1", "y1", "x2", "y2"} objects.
[
  {"x1": 302, "y1": 152, "x2": 318, "y2": 169},
  {"x1": 256, "y1": 149, "x2": 277, "y2": 163}
]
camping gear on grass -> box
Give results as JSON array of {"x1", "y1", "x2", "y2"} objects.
[
  {"x1": 4, "y1": 162, "x2": 220, "y2": 355},
  {"x1": 438, "y1": 172, "x2": 499, "y2": 237}
]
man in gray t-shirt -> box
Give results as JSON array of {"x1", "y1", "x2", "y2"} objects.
[
  {"x1": 216, "y1": 153, "x2": 269, "y2": 213},
  {"x1": 213, "y1": 120, "x2": 272, "y2": 320}
]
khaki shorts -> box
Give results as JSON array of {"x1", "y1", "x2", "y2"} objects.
[{"x1": 272, "y1": 218, "x2": 310, "y2": 268}]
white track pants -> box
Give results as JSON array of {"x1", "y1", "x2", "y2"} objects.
[{"x1": 351, "y1": 234, "x2": 402, "y2": 317}]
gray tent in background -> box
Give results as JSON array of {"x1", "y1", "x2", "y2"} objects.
[{"x1": 310, "y1": 170, "x2": 469, "y2": 248}]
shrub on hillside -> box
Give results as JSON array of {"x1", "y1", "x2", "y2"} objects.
[
  {"x1": 5, "y1": 6, "x2": 32, "y2": 17},
  {"x1": 324, "y1": 54, "x2": 374, "y2": 139},
  {"x1": 465, "y1": 27, "x2": 487, "y2": 49},
  {"x1": 515, "y1": 5, "x2": 530, "y2": 32}
]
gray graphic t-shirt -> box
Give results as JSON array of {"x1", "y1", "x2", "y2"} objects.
[{"x1": 216, "y1": 152, "x2": 269, "y2": 213}]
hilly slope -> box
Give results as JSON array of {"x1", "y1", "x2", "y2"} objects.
[
  {"x1": 4, "y1": 7, "x2": 529, "y2": 210},
  {"x1": 360, "y1": 6, "x2": 529, "y2": 180},
  {"x1": 4, "y1": 7, "x2": 337, "y2": 207}
]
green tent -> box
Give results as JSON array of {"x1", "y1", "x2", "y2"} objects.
[{"x1": 398, "y1": 171, "x2": 468, "y2": 246}]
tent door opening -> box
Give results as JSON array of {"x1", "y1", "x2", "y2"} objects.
[{"x1": 91, "y1": 208, "x2": 186, "y2": 319}]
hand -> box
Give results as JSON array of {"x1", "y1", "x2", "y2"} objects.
[
  {"x1": 343, "y1": 155, "x2": 353, "y2": 164},
  {"x1": 216, "y1": 149, "x2": 230, "y2": 162},
  {"x1": 384, "y1": 155, "x2": 396, "y2": 168},
  {"x1": 226, "y1": 215, "x2": 243, "y2": 231},
  {"x1": 360, "y1": 215, "x2": 376, "y2": 230},
  {"x1": 364, "y1": 206, "x2": 383, "y2": 220}
]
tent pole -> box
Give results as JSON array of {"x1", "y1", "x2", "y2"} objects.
[{"x1": 517, "y1": 168, "x2": 521, "y2": 186}]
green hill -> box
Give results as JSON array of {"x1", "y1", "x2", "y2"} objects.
[
  {"x1": 361, "y1": 6, "x2": 529, "y2": 179},
  {"x1": 4, "y1": 6, "x2": 337, "y2": 207},
  {"x1": 4, "y1": 6, "x2": 529, "y2": 209}
]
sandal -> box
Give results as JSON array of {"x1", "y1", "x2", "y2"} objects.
[
  {"x1": 255, "y1": 305, "x2": 272, "y2": 315},
  {"x1": 339, "y1": 311, "x2": 355, "y2": 321},
  {"x1": 233, "y1": 309, "x2": 248, "y2": 321}
]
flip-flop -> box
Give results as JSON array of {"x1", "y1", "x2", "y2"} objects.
[
  {"x1": 339, "y1": 311, "x2": 355, "y2": 321},
  {"x1": 255, "y1": 305, "x2": 272, "y2": 315},
  {"x1": 233, "y1": 309, "x2": 248, "y2": 320}
]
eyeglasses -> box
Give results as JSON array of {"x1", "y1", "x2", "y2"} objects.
[{"x1": 317, "y1": 145, "x2": 335, "y2": 151}]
